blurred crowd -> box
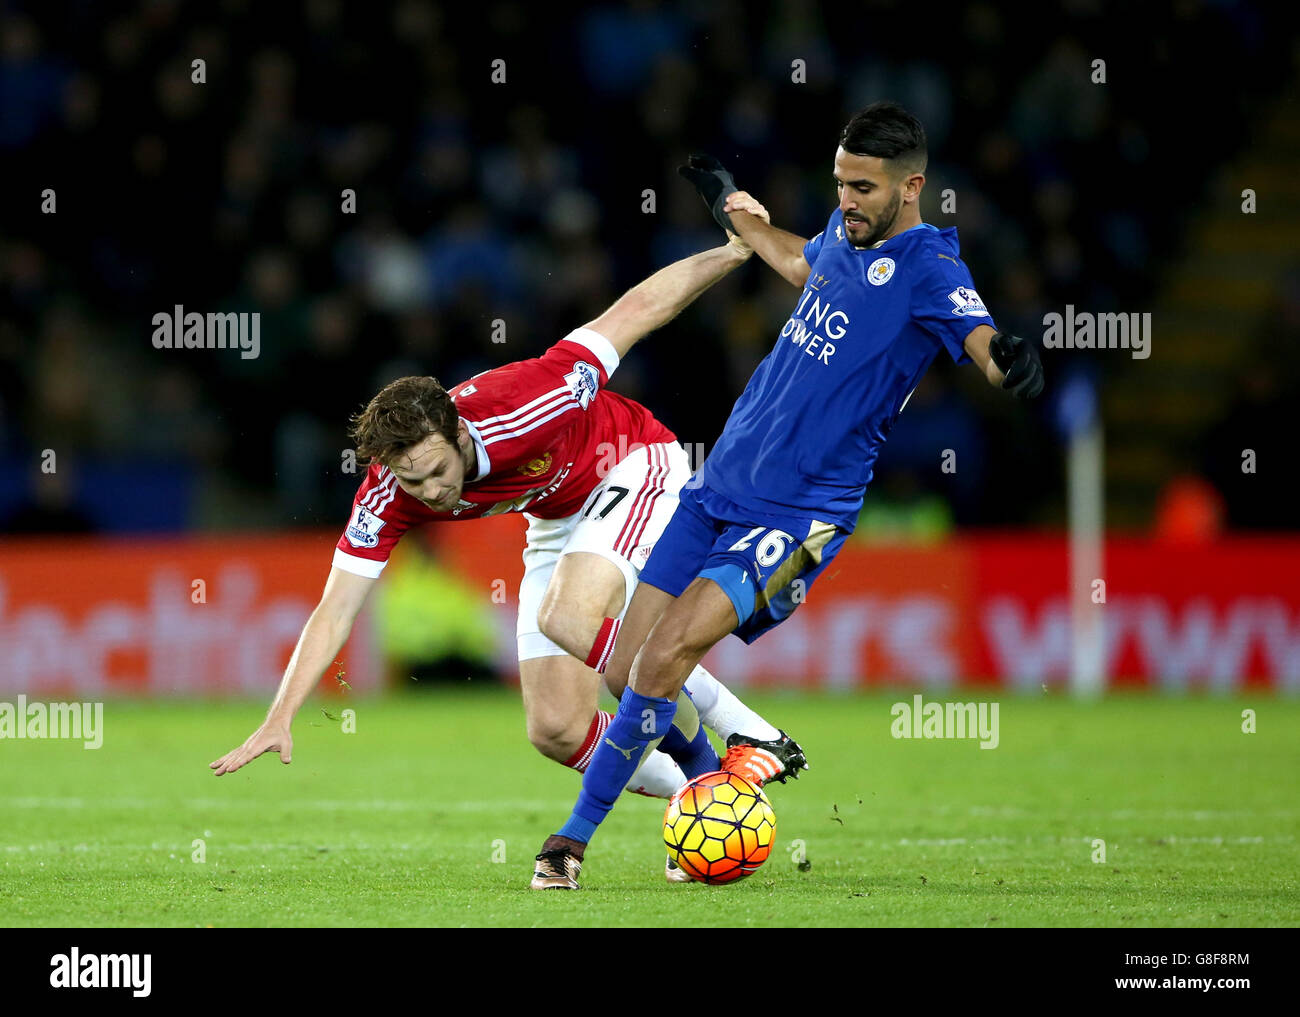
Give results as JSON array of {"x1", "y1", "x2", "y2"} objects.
[{"x1": 0, "y1": 0, "x2": 1293, "y2": 534}]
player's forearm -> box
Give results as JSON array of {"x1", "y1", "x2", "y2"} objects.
[
  {"x1": 728, "y1": 210, "x2": 810, "y2": 288},
  {"x1": 591, "y1": 243, "x2": 749, "y2": 356},
  {"x1": 264, "y1": 606, "x2": 356, "y2": 727},
  {"x1": 630, "y1": 243, "x2": 749, "y2": 327},
  {"x1": 961, "y1": 325, "x2": 1000, "y2": 385}
]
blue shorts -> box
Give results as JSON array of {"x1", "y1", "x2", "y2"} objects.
[{"x1": 639, "y1": 480, "x2": 850, "y2": 644}]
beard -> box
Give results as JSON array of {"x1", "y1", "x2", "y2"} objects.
[{"x1": 848, "y1": 190, "x2": 902, "y2": 248}]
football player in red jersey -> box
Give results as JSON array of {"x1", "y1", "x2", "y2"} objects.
[{"x1": 211, "y1": 219, "x2": 803, "y2": 829}]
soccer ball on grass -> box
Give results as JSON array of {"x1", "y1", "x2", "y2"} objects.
[{"x1": 663, "y1": 770, "x2": 777, "y2": 884}]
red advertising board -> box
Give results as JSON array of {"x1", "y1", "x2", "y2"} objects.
[
  {"x1": 1, "y1": 525, "x2": 1296, "y2": 695},
  {"x1": 0, "y1": 533, "x2": 379, "y2": 697}
]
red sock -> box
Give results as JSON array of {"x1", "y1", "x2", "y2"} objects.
[
  {"x1": 584, "y1": 616, "x2": 620, "y2": 673},
  {"x1": 563, "y1": 710, "x2": 613, "y2": 771}
]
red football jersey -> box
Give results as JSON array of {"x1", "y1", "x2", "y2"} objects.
[{"x1": 334, "y1": 328, "x2": 676, "y2": 577}]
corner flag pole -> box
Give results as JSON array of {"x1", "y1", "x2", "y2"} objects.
[{"x1": 1065, "y1": 374, "x2": 1105, "y2": 697}]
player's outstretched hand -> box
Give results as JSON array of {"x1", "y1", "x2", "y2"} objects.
[
  {"x1": 679, "y1": 153, "x2": 739, "y2": 233},
  {"x1": 210, "y1": 721, "x2": 293, "y2": 775},
  {"x1": 989, "y1": 331, "x2": 1045, "y2": 399}
]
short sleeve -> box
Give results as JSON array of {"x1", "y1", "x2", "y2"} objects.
[
  {"x1": 334, "y1": 464, "x2": 423, "y2": 577},
  {"x1": 801, "y1": 208, "x2": 840, "y2": 268},
  {"x1": 454, "y1": 328, "x2": 619, "y2": 473},
  {"x1": 910, "y1": 256, "x2": 996, "y2": 365},
  {"x1": 802, "y1": 231, "x2": 825, "y2": 267}
]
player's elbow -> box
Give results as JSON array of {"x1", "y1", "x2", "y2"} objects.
[
  {"x1": 588, "y1": 304, "x2": 647, "y2": 359},
  {"x1": 309, "y1": 583, "x2": 369, "y2": 646}
]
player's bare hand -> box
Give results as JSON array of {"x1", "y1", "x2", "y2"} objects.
[
  {"x1": 210, "y1": 722, "x2": 292, "y2": 775},
  {"x1": 724, "y1": 192, "x2": 770, "y2": 257},
  {"x1": 723, "y1": 191, "x2": 770, "y2": 224}
]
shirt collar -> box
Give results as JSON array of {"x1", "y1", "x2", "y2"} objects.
[
  {"x1": 462, "y1": 419, "x2": 491, "y2": 481},
  {"x1": 868, "y1": 221, "x2": 929, "y2": 249}
]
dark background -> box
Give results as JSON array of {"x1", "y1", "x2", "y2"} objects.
[{"x1": 3, "y1": 0, "x2": 1297, "y2": 537}]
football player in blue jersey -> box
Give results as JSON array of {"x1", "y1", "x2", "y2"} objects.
[{"x1": 531, "y1": 101, "x2": 1043, "y2": 888}]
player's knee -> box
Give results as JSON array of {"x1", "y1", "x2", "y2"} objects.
[
  {"x1": 637, "y1": 640, "x2": 678, "y2": 680},
  {"x1": 535, "y1": 595, "x2": 567, "y2": 646},
  {"x1": 525, "y1": 709, "x2": 585, "y2": 763},
  {"x1": 537, "y1": 592, "x2": 620, "y2": 661},
  {"x1": 536, "y1": 593, "x2": 587, "y2": 655},
  {"x1": 657, "y1": 615, "x2": 717, "y2": 663},
  {"x1": 634, "y1": 636, "x2": 698, "y2": 697}
]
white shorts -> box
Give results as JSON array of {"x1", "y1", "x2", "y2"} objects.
[{"x1": 516, "y1": 440, "x2": 692, "y2": 662}]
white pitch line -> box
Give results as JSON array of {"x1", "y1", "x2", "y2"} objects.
[
  {"x1": 952, "y1": 805, "x2": 1300, "y2": 820},
  {"x1": 8, "y1": 798, "x2": 1297, "y2": 820},
  {"x1": 893, "y1": 835, "x2": 1286, "y2": 846},
  {"x1": 3, "y1": 843, "x2": 436, "y2": 853},
  {"x1": 0, "y1": 796, "x2": 574, "y2": 812},
  {"x1": 4, "y1": 835, "x2": 1290, "y2": 855}
]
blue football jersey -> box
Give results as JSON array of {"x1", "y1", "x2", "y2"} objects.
[{"x1": 699, "y1": 211, "x2": 996, "y2": 530}]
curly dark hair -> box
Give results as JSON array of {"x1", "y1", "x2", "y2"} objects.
[{"x1": 349, "y1": 376, "x2": 459, "y2": 467}]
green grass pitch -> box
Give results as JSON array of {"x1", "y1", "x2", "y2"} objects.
[{"x1": 2, "y1": 689, "x2": 1297, "y2": 927}]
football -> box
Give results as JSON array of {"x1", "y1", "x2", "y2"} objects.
[{"x1": 663, "y1": 770, "x2": 777, "y2": 883}]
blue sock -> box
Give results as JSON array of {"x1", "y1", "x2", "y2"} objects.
[
  {"x1": 658, "y1": 721, "x2": 719, "y2": 780},
  {"x1": 556, "y1": 688, "x2": 676, "y2": 844}
]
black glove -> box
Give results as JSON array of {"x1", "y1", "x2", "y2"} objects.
[
  {"x1": 989, "y1": 331, "x2": 1044, "y2": 399},
  {"x1": 678, "y1": 154, "x2": 738, "y2": 234}
]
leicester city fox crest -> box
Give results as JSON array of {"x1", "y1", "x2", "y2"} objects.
[{"x1": 868, "y1": 257, "x2": 896, "y2": 286}]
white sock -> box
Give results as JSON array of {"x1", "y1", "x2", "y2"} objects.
[
  {"x1": 627, "y1": 748, "x2": 687, "y2": 798},
  {"x1": 684, "y1": 664, "x2": 780, "y2": 742}
]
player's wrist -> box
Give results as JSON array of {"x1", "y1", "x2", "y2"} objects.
[
  {"x1": 263, "y1": 708, "x2": 295, "y2": 731},
  {"x1": 725, "y1": 235, "x2": 753, "y2": 260}
]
